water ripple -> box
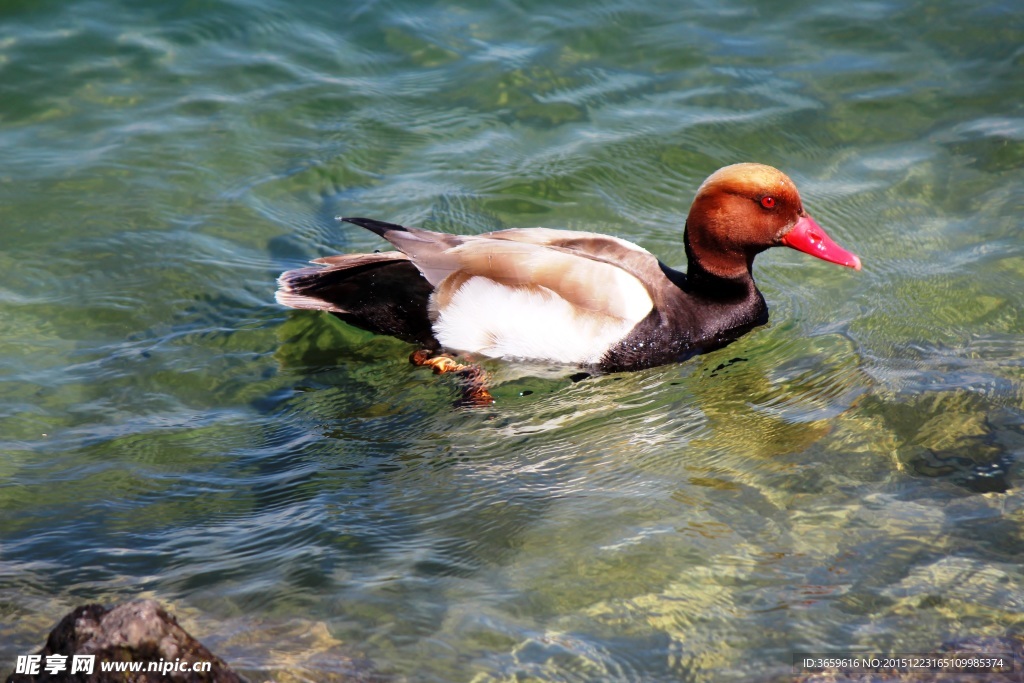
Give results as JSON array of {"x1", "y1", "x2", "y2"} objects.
[{"x1": 2, "y1": 0, "x2": 1023, "y2": 680}]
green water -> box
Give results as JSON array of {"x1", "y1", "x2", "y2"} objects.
[{"x1": 1, "y1": 0, "x2": 1022, "y2": 680}]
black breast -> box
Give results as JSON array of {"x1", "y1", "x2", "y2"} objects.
[{"x1": 598, "y1": 264, "x2": 768, "y2": 373}]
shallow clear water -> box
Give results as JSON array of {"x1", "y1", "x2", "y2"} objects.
[{"x1": 1, "y1": 0, "x2": 1023, "y2": 680}]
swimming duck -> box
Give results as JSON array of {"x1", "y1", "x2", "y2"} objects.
[{"x1": 276, "y1": 163, "x2": 860, "y2": 374}]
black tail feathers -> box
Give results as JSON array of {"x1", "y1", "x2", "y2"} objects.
[{"x1": 340, "y1": 217, "x2": 410, "y2": 237}]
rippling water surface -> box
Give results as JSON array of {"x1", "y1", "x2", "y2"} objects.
[{"x1": 2, "y1": 0, "x2": 1023, "y2": 680}]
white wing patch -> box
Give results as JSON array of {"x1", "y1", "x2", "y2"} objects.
[{"x1": 432, "y1": 274, "x2": 652, "y2": 365}]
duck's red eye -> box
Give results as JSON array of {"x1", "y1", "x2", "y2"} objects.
[{"x1": 760, "y1": 196, "x2": 776, "y2": 209}]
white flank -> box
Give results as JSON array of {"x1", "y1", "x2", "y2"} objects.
[{"x1": 433, "y1": 275, "x2": 652, "y2": 365}]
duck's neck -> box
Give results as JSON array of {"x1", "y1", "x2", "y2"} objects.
[
  {"x1": 680, "y1": 233, "x2": 769, "y2": 344},
  {"x1": 683, "y1": 230, "x2": 758, "y2": 300}
]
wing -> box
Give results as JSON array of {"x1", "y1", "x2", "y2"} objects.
[{"x1": 341, "y1": 218, "x2": 671, "y2": 317}]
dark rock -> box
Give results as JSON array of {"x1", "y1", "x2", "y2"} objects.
[{"x1": 5, "y1": 600, "x2": 246, "y2": 683}]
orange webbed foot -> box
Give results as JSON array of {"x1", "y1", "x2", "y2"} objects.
[{"x1": 410, "y1": 350, "x2": 494, "y2": 406}]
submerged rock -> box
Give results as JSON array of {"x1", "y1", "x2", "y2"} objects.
[{"x1": 5, "y1": 600, "x2": 245, "y2": 683}]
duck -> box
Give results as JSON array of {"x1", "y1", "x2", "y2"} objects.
[{"x1": 276, "y1": 163, "x2": 860, "y2": 375}]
